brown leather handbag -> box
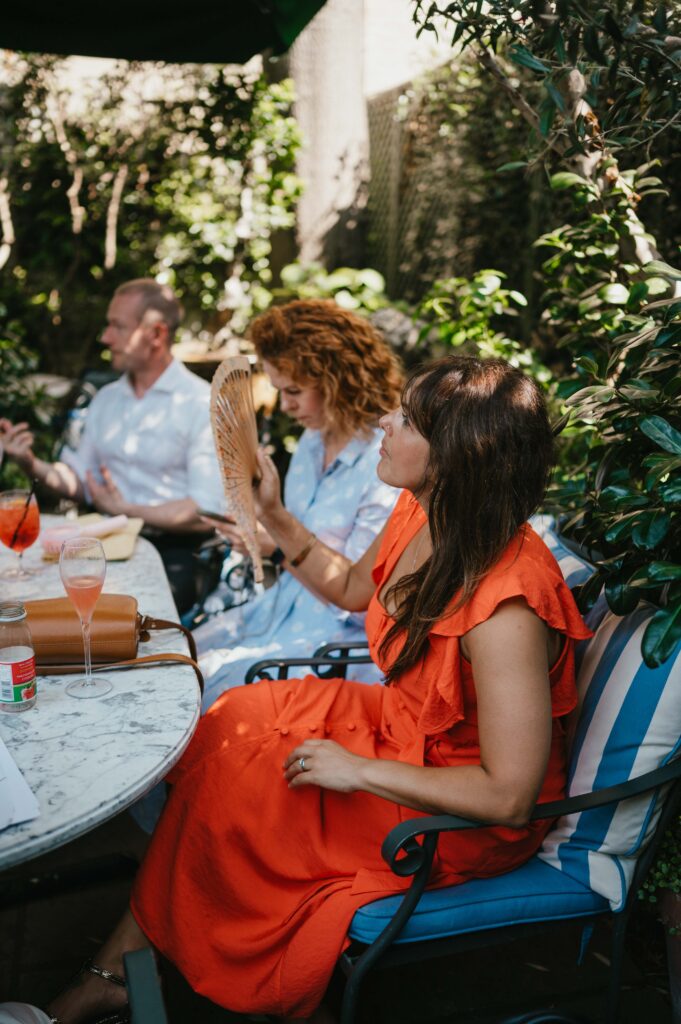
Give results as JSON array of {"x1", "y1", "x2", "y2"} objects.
[{"x1": 24, "y1": 594, "x2": 203, "y2": 692}]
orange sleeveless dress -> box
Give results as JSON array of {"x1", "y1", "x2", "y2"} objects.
[{"x1": 131, "y1": 491, "x2": 591, "y2": 1018}]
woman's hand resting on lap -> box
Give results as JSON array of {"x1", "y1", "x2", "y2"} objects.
[{"x1": 284, "y1": 739, "x2": 369, "y2": 793}]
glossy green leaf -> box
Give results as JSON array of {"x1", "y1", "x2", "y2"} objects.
[
  {"x1": 605, "y1": 573, "x2": 641, "y2": 615},
  {"x1": 646, "y1": 562, "x2": 681, "y2": 582},
  {"x1": 600, "y1": 485, "x2": 649, "y2": 510},
  {"x1": 645, "y1": 280, "x2": 676, "y2": 300},
  {"x1": 497, "y1": 161, "x2": 528, "y2": 173},
  {"x1": 645, "y1": 260, "x2": 681, "y2": 282},
  {"x1": 660, "y1": 481, "x2": 681, "y2": 505},
  {"x1": 632, "y1": 512, "x2": 671, "y2": 550},
  {"x1": 574, "y1": 569, "x2": 606, "y2": 613},
  {"x1": 627, "y1": 282, "x2": 649, "y2": 306},
  {"x1": 628, "y1": 563, "x2": 681, "y2": 589},
  {"x1": 655, "y1": 323, "x2": 681, "y2": 346},
  {"x1": 566, "y1": 385, "x2": 615, "y2": 405},
  {"x1": 553, "y1": 25, "x2": 567, "y2": 62},
  {"x1": 539, "y1": 100, "x2": 556, "y2": 138},
  {"x1": 627, "y1": 576, "x2": 664, "y2": 591},
  {"x1": 583, "y1": 25, "x2": 606, "y2": 64},
  {"x1": 642, "y1": 604, "x2": 681, "y2": 668},
  {"x1": 652, "y1": 4, "x2": 668, "y2": 33},
  {"x1": 618, "y1": 383, "x2": 659, "y2": 401},
  {"x1": 603, "y1": 12, "x2": 623, "y2": 42},
  {"x1": 545, "y1": 81, "x2": 566, "y2": 112},
  {"x1": 640, "y1": 416, "x2": 681, "y2": 456},
  {"x1": 509, "y1": 45, "x2": 550, "y2": 74},
  {"x1": 605, "y1": 513, "x2": 643, "y2": 543},
  {"x1": 643, "y1": 454, "x2": 681, "y2": 489},
  {"x1": 575, "y1": 355, "x2": 600, "y2": 376},
  {"x1": 550, "y1": 172, "x2": 591, "y2": 190},
  {"x1": 599, "y1": 282, "x2": 630, "y2": 304}
]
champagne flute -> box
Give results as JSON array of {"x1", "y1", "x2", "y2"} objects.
[
  {"x1": 0, "y1": 489, "x2": 41, "y2": 578},
  {"x1": 59, "y1": 537, "x2": 113, "y2": 699}
]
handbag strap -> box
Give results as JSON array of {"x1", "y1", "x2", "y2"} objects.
[
  {"x1": 38, "y1": 653, "x2": 204, "y2": 694},
  {"x1": 138, "y1": 615, "x2": 198, "y2": 662}
]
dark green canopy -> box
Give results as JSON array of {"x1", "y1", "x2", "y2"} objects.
[{"x1": 0, "y1": 0, "x2": 327, "y2": 63}]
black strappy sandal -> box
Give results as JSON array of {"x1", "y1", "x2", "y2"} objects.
[{"x1": 47, "y1": 957, "x2": 131, "y2": 1024}]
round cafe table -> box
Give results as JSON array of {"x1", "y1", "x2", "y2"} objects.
[{"x1": 0, "y1": 519, "x2": 201, "y2": 870}]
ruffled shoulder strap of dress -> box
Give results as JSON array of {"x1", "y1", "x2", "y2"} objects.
[{"x1": 430, "y1": 526, "x2": 593, "y2": 640}]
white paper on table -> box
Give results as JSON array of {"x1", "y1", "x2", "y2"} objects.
[{"x1": 0, "y1": 735, "x2": 40, "y2": 831}]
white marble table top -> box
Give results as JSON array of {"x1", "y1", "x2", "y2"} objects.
[{"x1": 0, "y1": 518, "x2": 201, "y2": 869}]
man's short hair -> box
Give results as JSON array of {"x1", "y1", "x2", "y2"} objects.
[{"x1": 115, "y1": 279, "x2": 184, "y2": 340}]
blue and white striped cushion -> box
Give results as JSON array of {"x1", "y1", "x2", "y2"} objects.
[
  {"x1": 529, "y1": 514, "x2": 595, "y2": 589},
  {"x1": 538, "y1": 602, "x2": 681, "y2": 910}
]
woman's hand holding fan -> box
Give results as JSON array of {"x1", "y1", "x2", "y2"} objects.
[
  {"x1": 201, "y1": 510, "x2": 278, "y2": 560},
  {"x1": 210, "y1": 356, "x2": 264, "y2": 584}
]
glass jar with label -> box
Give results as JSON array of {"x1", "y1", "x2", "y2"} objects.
[{"x1": 0, "y1": 602, "x2": 37, "y2": 712}]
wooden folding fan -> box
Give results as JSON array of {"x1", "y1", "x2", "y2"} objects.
[{"x1": 210, "y1": 355, "x2": 264, "y2": 584}]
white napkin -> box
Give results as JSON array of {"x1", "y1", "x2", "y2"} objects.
[
  {"x1": 0, "y1": 736, "x2": 40, "y2": 831},
  {"x1": 40, "y1": 515, "x2": 130, "y2": 556}
]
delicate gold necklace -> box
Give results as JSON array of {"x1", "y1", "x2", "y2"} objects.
[{"x1": 411, "y1": 528, "x2": 427, "y2": 573}]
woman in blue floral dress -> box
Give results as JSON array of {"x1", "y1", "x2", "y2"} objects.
[{"x1": 195, "y1": 299, "x2": 403, "y2": 710}]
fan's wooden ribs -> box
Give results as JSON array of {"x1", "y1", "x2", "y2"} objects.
[{"x1": 210, "y1": 356, "x2": 264, "y2": 584}]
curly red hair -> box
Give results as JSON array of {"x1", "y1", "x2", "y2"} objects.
[{"x1": 249, "y1": 300, "x2": 404, "y2": 433}]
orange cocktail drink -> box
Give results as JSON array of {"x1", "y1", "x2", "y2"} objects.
[
  {"x1": 0, "y1": 496, "x2": 40, "y2": 552},
  {"x1": 63, "y1": 574, "x2": 104, "y2": 623}
]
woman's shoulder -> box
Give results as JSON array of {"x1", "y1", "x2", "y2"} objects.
[{"x1": 433, "y1": 524, "x2": 591, "y2": 640}]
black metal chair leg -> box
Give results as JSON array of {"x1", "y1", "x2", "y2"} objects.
[
  {"x1": 605, "y1": 910, "x2": 630, "y2": 1024},
  {"x1": 340, "y1": 835, "x2": 438, "y2": 1024}
]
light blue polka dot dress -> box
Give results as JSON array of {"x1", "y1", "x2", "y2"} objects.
[{"x1": 195, "y1": 428, "x2": 399, "y2": 711}]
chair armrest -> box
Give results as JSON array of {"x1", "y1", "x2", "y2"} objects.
[
  {"x1": 245, "y1": 652, "x2": 374, "y2": 684},
  {"x1": 314, "y1": 641, "x2": 371, "y2": 658},
  {"x1": 381, "y1": 758, "x2": 681, "y2": 877}
]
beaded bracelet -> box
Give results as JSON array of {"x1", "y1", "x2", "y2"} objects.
[{"x1": 289, "y1": 533, "x2": 318, "y2": 568}]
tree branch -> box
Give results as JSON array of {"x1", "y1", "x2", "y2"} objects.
[
  {"x1": 104, "y1": 164, "x2": 128, "y2": 270},
  {"x1": 0, "y1": 176, "x2": 15, "y2": 270},
  {"x1": 48, "y1": 88, "x2": 85, "y2": 235},
  {"x1": 475, "y1": 47, "x2": 543, "y2": 140}
]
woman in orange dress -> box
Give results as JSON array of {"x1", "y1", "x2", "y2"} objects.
[{"x1": 47, "y1": 355, "x2": 591, "y2": 1024}]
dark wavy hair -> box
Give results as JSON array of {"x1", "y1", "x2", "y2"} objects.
[
  {"x1": 380, "y1": 355, "x2": 555, "y2": 683},
  {"x1": 249, "y1": 299, "x2": 404, "y2": 433}
]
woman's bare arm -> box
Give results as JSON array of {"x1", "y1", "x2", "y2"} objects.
[{"x1": 284, "y1": 598, "x2": 554, "y2": 827}]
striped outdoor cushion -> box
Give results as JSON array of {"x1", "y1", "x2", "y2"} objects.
[
  {"x1": 529, "y1": 515, "x2": 595, "y2": 589},
  {"x1": 538, "y1": 601, "x2": 681, "y2": 910}
]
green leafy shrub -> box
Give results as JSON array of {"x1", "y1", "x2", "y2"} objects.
[
  {"x1": 0, "y1": 319, "x2": 58, "y2": 487},
  {"x1": 272, "y1": 263, "x2": 388, "y2": 314},
  {"x1": 539, "y1": 171, "x2": 681, "y2": 668},
  {"x1": 411, "y1": 0, "x2": 681, "y2": 915},
  {"x1": 0, "y1": 55, "x2": 302, "y2": 376},
  {"x1": 640, "y1": 825, "x2": 681, "y2": 925},
  {"x1": 415, "y1": 269, "x2": 551, "y2": 383}
]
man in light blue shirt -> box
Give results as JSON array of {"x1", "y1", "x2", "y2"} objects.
[{"x1": 0, "y1": 279, "x2": 224, "y2": 611}]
